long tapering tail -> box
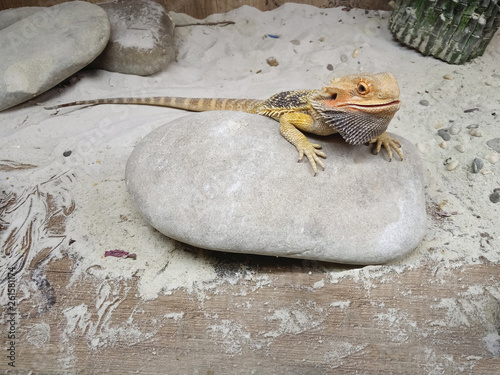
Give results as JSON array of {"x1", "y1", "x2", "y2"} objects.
[{"x1": 44, "y1": 96, "x2": 264, "y2": 113}]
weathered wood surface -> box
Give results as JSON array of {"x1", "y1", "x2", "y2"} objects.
[
  {"x1": 3, "y1": 252, "x2": 500, "y2": 374},
  {"x1": 0, "y1": 0, "x2": 393, "y2": 19}
]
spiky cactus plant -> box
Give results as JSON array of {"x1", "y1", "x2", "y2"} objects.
[{"x1": 389, "y1": 0, "x2": 500, "y2": 64}]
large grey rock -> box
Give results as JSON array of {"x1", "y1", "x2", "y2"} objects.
[
  {"x1": 89, "y1": 0, "x2": 175, "y2": 76},
  {"x1": 0, "y1": 7, "x2": 43, "y2": 31},
  {"x1": 0, "y1": 2, "x2": 110, "y2": 112},
  {"x1": 126, "y1": 111, "x2": 427, "y2": 265}
]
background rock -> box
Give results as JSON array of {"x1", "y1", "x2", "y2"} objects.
[
  {"x1": 0, "y1": 6, "x2": 43, "y2": 30},
  {"x1": 0, "y1": 1, "x2": 110, "y2": 112},
  {"x1": 89, "y1": 0, "x2": 175, "y2": 76},
  {"x1": 126, "y1": 111, "x2": 427, "y2": 265}
]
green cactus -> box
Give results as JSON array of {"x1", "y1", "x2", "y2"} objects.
[{"x1": 389, "y1": 0, "x2": 500, "y2": 64}]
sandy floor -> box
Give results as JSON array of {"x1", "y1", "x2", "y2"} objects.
[{"x1": 1, "y1": 4, "x2": 499, "y2": 368}]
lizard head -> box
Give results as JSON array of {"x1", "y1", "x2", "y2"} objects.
[{"x1": 310, "y1": 72, "x2": 401, "y2": 145}]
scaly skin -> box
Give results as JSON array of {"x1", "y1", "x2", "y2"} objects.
[{"x1": 45, "y1": 72, "x2": 403, "y2": 175}]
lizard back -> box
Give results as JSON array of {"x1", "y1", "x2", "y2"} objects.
[{"x1": 255, "y1": 90, "x2": 314, "y2": 120}]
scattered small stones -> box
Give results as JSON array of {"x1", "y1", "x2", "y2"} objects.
[
  {"x1": 419, "y1": 99, "x2": 429, "y2": 106},
  {"x1": 446, "y1": 160, "x2": 459, "y2": 171},
  {"x1": 469, "y1": 129, "x2": 482, "y2": 137},
  {"x1": 449, "y1": 124, "x2": 462, "y2": 135},
  {"x1": 466, "y1": 124, "x2": 479, "y2": 129},
  {"x1": 443, "y1": 74, "x2": 453, "y2": 80},
  {"x1": 490, "y1": 189, "x2": 500, "y2": 203},
  {"x1": 340, "y1": 54, "x2": 348, "y2": 62},
  {"x1": 416, "y1": 142, "x2": 427, "y2": 154},
  {"x1": 63, "y1": 150, "x2": 72, "y2": 157},
  {"x1": 439, "y1": 141, "x2": 447, "y2": 149},
  {"x1": 326, "y1": 64, "x2": 334, "y2": 71},
  {"x1": 472, "y1": 158, "x2": 483, "y2": 173},
  {"x1": 484, "y1": 152, "x2": 499, "y2": 164},
  {"x1": 486, "y1": 138, "x2": 500, "y2": 153},
  {"x1": 352, "y1": 48, "x2": 359, "y2": 58},
  {"x1": 437, "y1": 129, "x2": 451, "y2": 141},
  {"x1": 464, "y1": 108, "x2": 479, "y2": 113},
  {"x1": 266, "y1": 57, "x2": 279, "y2": 66},
  {"x1": 455, "y1": 145, "x2": 465, "y2": 153}
]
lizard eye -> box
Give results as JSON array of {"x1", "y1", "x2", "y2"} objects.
[
  {"x1": 357, "y1": 80, "x2": 371, "y2": 95},
  {"x1": 331, "y1": 93, "x2": 338, "y2": 100}
]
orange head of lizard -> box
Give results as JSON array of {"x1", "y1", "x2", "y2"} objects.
[{"x1": 310, "y1": 72, "x2": 401, "y2": 145}]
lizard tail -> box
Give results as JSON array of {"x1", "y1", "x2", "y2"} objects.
[{"x1": 44, "y1": 97, "x2": 264, "y2": 113}]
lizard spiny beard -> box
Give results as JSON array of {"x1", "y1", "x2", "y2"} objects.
[{"x1": 318, "y1": 109, "x2": 393, "y2": 145}]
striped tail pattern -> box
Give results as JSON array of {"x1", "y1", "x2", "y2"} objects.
[{"x1": 44, "y1": 96, "x2": 264, "y2": 114}]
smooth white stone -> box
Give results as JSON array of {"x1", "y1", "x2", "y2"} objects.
[{"x1": 126, "y1": 111, "x2": 427, "y2": 265}]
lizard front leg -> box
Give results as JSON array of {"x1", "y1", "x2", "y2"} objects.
[
  {"x1": 279, "y1": 112, "x2": 326, "y2": 175},
  {"x1": 369, "y1": 132, "x2": 404, "y2": 161}
]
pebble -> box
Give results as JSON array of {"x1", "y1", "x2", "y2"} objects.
[
  {"x1": 340, "y1": 54, "x2": 348, "y2": 62},
  {"x1": 352, "y1": 48, "x2": 360, "y2": 58},
  {"x1": 455, "y1": 145, "x2": 465, "y2": 153},
  {"x1": 490, "y1": 191, "x2": 500, "y2": 203},
  {"x1": 126, "y1": 111, "x2": 427, "y2": 265},
  {"x1": 484, "y1": 152, "x2": 499, "y2": 164},
  {"x1": 443, "y1": 74, "x2": 453, "y2": 80},
  {"x1": 266, "y1": 57, "x2": 279, "y2": 66},
  {"x1": 449, "y1": 124, "x2": 462, "y2": 135},
  {"x1": 291, "y1": 39, "x2": 300, "y2": 45},
  {"x1": 326, "y1": 64, "x2": 334, "y2": 71},
  {"x1": 486, "y1": 138, "x2": 500, "y2": 153},
  {"x1": 472, "y1": 158, "x2": 483, "y2": 173},
  {"x1": 416, "y1": 142, "x2": 427, "y2": 154},
  {"x1": 439, "y1": 141, "x2": 447, "y2": 149},
  {"x1": 469, "y1": 129, "x2": 482, "y2": 137},
  {"x1": 447, "y1": 160, "x2": 459, "y2": 171},
  {"x1": 467, "y1": 124, "x2": 479, "y2": 129},
  {"x1": 0, "y1": 2, "x2": 110, "y2": 111},
  {"x1": 437, "y1": 129, "x2": 451, "y2": 141},
  {"x1": 89, "y1": 0, "x2": 175, "y2": 76},
  {"x1": 63, "y1": 150, "x2": 72, "y2": 157},
  {"x1": 419, "y1": 99, "x2": 429, "y2": 106}
]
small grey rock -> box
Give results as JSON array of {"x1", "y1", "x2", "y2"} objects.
[
  {"x1": 490, "y1": 191, "x2": 500, "y2": 203},
  {"x1": 472, "y1": 158, "x2": 483, "y2": 173},
  {"x1": 437, "y1": 129, "x2": 451, "y2": 141},
  {"x1": 326, "y1": 64, "x2": 334, "y2": 71},
  {"x1": 486, "y1": 138, "x2": 500, "y2": 153},
  {"x1": 340, "y1": 54, "x2": 348, "y2": 62},
  {"x1": 467, "y1": 124, "x2": 479, "y2": 129},
  {"x1": 0, "y1": 1, "x2": 110, "y2": 111},
  {"x1": 291, "y1": 39, "x2": 300, "y2": 45},
  {"x1": 419, "y1": 99, "x2": 429, "y2": 106},
  {"x1": 126, "y1": 111, "x2": 427, "y2": 265},
  {"x1": 90, "y1": 0, "x2": 175, "y2": 76},
  {"x1": 449, "y1": 124, "x2": 462, "y2": 135}
]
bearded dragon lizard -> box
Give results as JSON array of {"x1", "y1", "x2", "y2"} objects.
[{"x1": 45, "y1": 72, "x2": 403, "y2": 175}]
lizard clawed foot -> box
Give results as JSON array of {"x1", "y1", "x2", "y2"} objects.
[
  {"x1": 297, "y1": 141, "x2": 326, "y2": 176},
  {"x1": 368, "y1": 132, "x2": 404, "y2": 161}
]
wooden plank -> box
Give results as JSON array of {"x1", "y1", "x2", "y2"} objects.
[
  {"x1": 0, "y1": 0, "x2": 393, "y2": 19},
  {"x1": 5, "y1": 252, "x2": 500, "y2": 374}
]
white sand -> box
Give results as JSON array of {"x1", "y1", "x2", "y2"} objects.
[{"x1": 1, "y1": 2, "x2": 499, "y2": 332}]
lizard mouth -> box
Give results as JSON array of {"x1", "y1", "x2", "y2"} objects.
[{"x1": 339, "y1": 100, "x2": 401, "y2": 113}]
